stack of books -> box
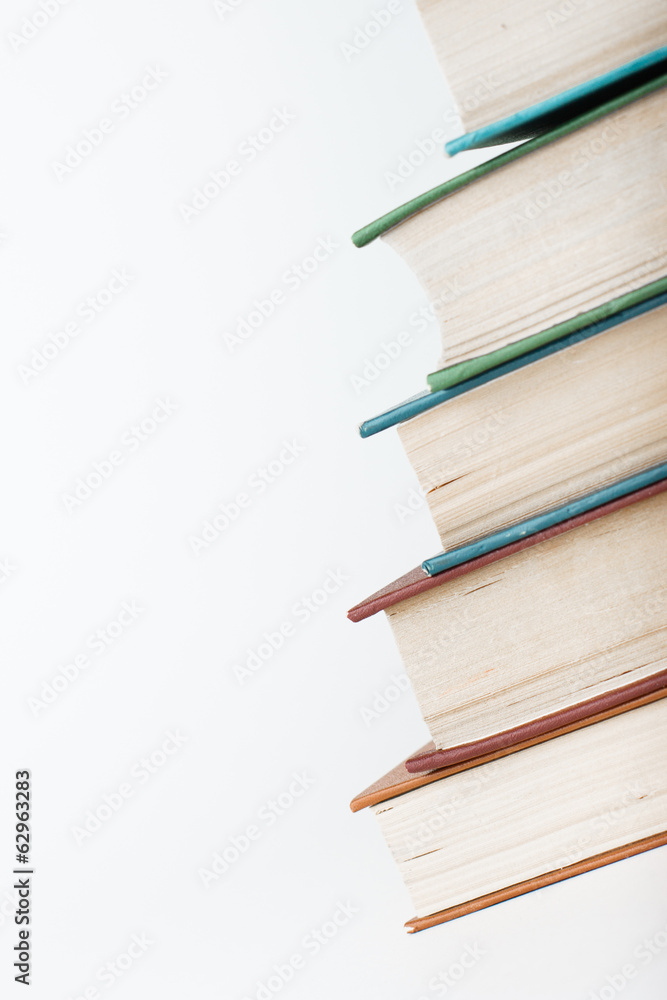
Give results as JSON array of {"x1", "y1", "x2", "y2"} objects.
[{"x1": 348, "y1": 3, "x2": 667, "y2": 932}]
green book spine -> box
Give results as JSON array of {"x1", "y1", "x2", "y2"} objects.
[
  {"x1": 351, "y1": 72, "x2": 667, "y2": 249},
  {"x1": 426, "y1": 278, "x2": 667, "y2": 391}
]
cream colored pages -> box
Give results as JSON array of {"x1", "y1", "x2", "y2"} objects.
[
  {"x1": 386, "y1": 490, "x2": 667, "y2": 749},
  {"x1": 372, "y1": 699, "x2": 667, "y2": 917},
  {"x1": 397, "y1": 306, "x2": 667, "y2": 549},
  {"x1": 416, "y1": 0, "x2": 667, "y2": 130},
  {"x1": 382, "y1": 90, "x2": 667, "y2": 370}
]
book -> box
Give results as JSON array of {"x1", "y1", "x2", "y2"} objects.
[
  {"x1": 348, "y1": 480, "x2": 667, "y2": 770},
  {"x1": 352, "y1": 77, "x2": 667, "y2": 380},
  {"x1": 393, "y1": 301, "x2": 667, "y2": 552},
  {"x1": 414, "y1": 0, "x2": 667, "y2": 141},
  {"x1": 351, "y1": 698, "x2": 667, "y2": 931},
  {"x1": 347, "y1": 8, "x2": 667, "y2": 939},
  {"x1": 359, "y1": 282, "x2": 667, "y2": 435},
  {"x1": 426, "y1": 278, "x2": 667, "y2": 392},
  {"x1": 445, "y1": 49, "x2": 667, "y2": 155},
  {"x1": 419, "y1": 463, "x2": 667, "y2": 577}
]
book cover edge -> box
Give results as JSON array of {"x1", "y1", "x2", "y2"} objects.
[
  {"x1": 351, "y1": 71, "x2": 667, "y2": 247},
  {"x1": 350, "y1": 686, "x2": 667, "y2": 813},
  {"x1": 404, "y1": 833, "x2": 667, "y2": 931},
  {"x1": 425, "y1": 280, "x2": 667, "y2": 392},
  {"x1": 405, "y1": 669, "x2": 667, "y2": 772},
  {"x1": 347, "y1": 476, "x2": 667, "y2": 622},
  {"x1": 445, "y1": 46, "x2": 667, "y2": 155}
]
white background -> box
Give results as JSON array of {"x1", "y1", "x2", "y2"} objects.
[{"x1": 1, "y1": 0, "x2": 665, "y2": 997}]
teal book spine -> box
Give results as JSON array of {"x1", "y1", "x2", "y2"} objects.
[
  {"x1": 421, "y1": 463, "x2": 667, "y2": 576},
  {"x1": 446, "y1": 47, "x2": 667, "y2": 154},
  {"x1": 352, "y1": 72, "x2": 667, "y2": 248},
  {"x1": 358, "y1": 286, "x2": 667, "y2": 437}
]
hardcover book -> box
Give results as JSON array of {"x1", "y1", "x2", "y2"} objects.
[
  {"x1": 394, "y1": 301, "x2": 667, "y2": 551},
  {"x1": 415, "y1": 0, "x2": 667, "y2": 140},
  {"x1": 351, "y1": 698, "x2": 667, "y2": 931},
  {"x1": 353, "y1": 78, "x2": 667, "y2": 380},
  {"x1": 346, "y1": 7, "x2": 667, "y2": 939},
  {"x1": 348, "y1": 481, "x2": 667, "y2": 769}
]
